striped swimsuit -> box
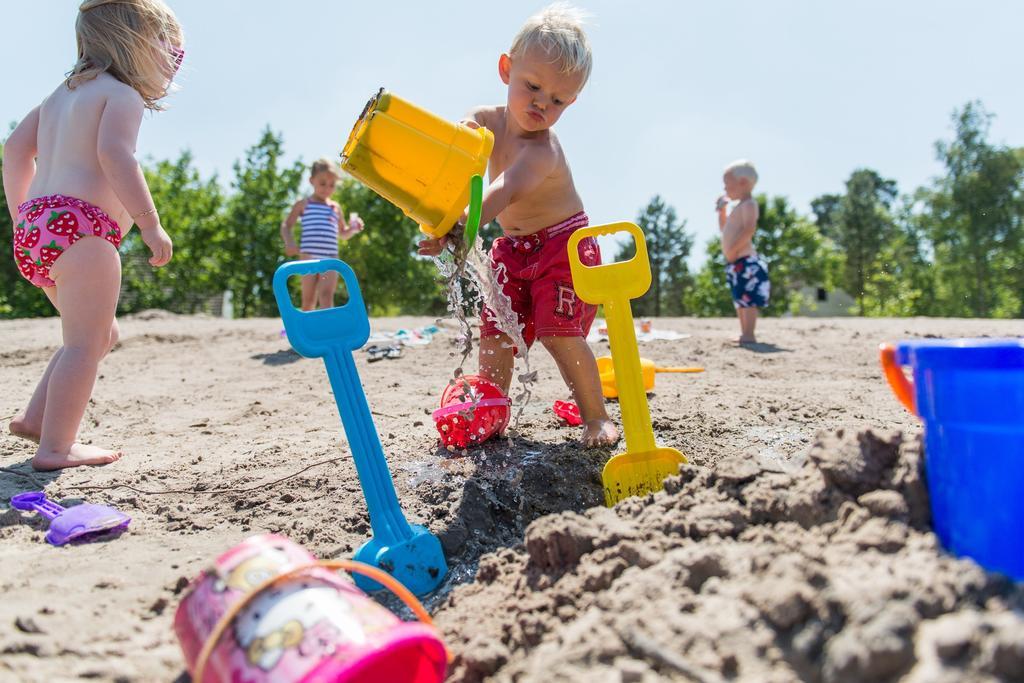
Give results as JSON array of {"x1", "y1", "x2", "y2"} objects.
[{"x1": 299, "y1": 200, "x2": 339, "y2": 259}]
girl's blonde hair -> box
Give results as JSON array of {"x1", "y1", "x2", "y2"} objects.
[
  {"x1": 510, "y1": 2, "x2": 593, "y2": 87},
  {"x1": 311, "y1": 158, "x2": 342, "y2": 179},
  {"x1": 67, "y1": 0, "x2": 184, "y2": 111}
]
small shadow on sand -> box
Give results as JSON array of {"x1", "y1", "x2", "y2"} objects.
[
  {"x1": 0, "y1": 459, "x2": 62, "y2": 498},
  {"x1": 251, "y1": 348, "x2": 302, "y2": 366},
  {"x1": 739, "y1": 342, "x2": 793, "y2": 354}
]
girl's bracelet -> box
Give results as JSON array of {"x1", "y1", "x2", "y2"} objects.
[{"x1": 132, "y1": 207, "x2": 159, "y2": 219}]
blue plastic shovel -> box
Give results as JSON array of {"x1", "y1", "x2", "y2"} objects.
[{"x1": 273, "y1": 259, "x2": 447, "y2": 596}]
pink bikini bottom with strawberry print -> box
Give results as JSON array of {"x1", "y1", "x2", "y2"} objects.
[{"x1": 13, "y1": 194, "x2": 123, "y2": 288}]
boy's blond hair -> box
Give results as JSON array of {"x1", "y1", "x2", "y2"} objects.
[
  {"x1": 67, "y1": 0, "x2": 184, "y2": 111},
  {"x1": 311, "y1": 158, "x2": 342, "y2": 179},
  {"x1": 510, "y1": 2, "x2": 593, "y2": 87},
  {"x1": 725, "y1": 159, "x2": 759, "y2": 185}
]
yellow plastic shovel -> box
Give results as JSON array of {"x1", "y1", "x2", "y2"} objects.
[
  {"x1": 568, "y1": 222, "x2": 688, "y2": 506},
  {"x1": 596, "y1": 356, "x2": 704, "y2": 399}
]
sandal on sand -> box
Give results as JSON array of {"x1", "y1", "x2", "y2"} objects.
[{"x1": 366, "y1": 345, "x2": 402, "y2": 362}]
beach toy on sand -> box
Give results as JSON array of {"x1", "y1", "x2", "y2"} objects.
[
  {"x1": 10, "y1": 491, "x2": 130, "y2": 546},
  {"x1": 552, "y1": 400, "x2": 583, "y2": 426},
  {"x1": 274, "y1": 260, "x2": 446, "y2": 596},
  {"x1": 341, "y1": 88, "x2": 492, "y2": 240},
  {"x1": 881, "y1": 339, "x2": 1024, "y2": 580},
  {"x1": 568, "y1": 222, "x2": 688, "y2": 506},
  {"x1": 432, "y1": 375, "x2": 511, "y2": 449},
  {"x1": 596, "y1": 356, "x2": 704, "y2": 399},
  {"x1": 175, "y1": 534, "x2": 447, "y2": 683}
]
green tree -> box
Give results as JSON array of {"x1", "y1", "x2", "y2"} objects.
[
  {"x1": 334, "y1": 179, "x2": 445, "y2": 315},
  {"x1": 0, "y1": 140, "x2": 54, "y2": 318},
  {"x1": 477, "y1": 218, "x2": 503, "y2": 253},
  {"x1": 860, "y1": 195, "x2": 934, "y2": 316},
  {"x1": 119, "y1": 152, "x2": 225, "y2": 313},
  {"x1": 753, "y1": 194, "x2": 841, "y2": 314},
  {"x1": 615, "y1": 195, "x2": 694, "y2": 316},
  {"x1": 1008, "y1": 146, "x2": 1024, "y2": 317},
  {"x1": 924, "y1": 101, "x2": 1023, "y2": 317},
  {"x1": 813, "y1": 169, "x2": 898, "y2": 312},
  {"x1": 810, "y1": 193, "x2": 842, "y2": 237},
  {"x1": 221, "y1": 128, "x2": 305, "y2": 317},
  {"x1": 683, "y1": 237, "x2": 733, "y2": 317}
]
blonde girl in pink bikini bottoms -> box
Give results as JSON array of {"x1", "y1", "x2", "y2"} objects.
[{"x1": 2, "y1": 0, "x2": 184, "y2": 470}]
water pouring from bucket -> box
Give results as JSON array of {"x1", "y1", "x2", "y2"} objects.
[{"x1": 340, "y1": 88, "x2": 535, "y2": 450}]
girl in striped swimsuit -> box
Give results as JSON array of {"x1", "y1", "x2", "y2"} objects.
[{"x1": 281, "y1": 159, "x2": 363, "y2": 310}]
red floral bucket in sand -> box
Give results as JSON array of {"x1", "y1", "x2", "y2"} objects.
[{"x1": 432, "y1": 375, "x2": 511, "y2": 449}]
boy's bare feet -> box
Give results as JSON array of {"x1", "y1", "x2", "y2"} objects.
[
  {"x1": 32, "y1": 443, "x2": 122, "y2": 471},
  {"x1": 9, "y1": 416, "x2": 41, "y2": 443},
  {"x1": 738, "y1": 335, "x2": 757, "y2": 345},
  {"x1": 582, "y1": 419, "x2": 619, "y2": 448}
]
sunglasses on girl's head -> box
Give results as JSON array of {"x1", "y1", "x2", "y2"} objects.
[
  {"x1": 160, "y1": 41, "x2": 185, "y2": 74},
  {"x1": 169, "y1": 45, "x2": 184, "y2": 73}
]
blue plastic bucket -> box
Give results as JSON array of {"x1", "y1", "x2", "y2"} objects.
[{"x1": 880, "y1": 338, "x2": 1024, "y2": 580}]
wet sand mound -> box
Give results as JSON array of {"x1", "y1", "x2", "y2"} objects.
[{"x1": 437, "y1": 428, "x2": 1024, "y2": 683}]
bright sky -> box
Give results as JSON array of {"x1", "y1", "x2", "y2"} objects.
[{"x1": 4, "y1": 1, "x2": 1023, "y2": 268}]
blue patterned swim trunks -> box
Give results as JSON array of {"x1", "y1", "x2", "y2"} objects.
[{"x1": 725, "y1": 253, "x2": 771, "y2": 308}]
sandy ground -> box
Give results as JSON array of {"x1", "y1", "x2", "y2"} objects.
[{"x1": 0, "y1": 313, "x2": 1021, "y2": 681}]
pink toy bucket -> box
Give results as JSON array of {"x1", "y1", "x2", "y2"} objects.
[
  {"x1": 432, "y1": 374, "x2": 511, "y2": 449},
  {"x1": 173, "y1": 534, "x2": 447, "y2": 683}
]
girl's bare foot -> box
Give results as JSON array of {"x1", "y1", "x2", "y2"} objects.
[
  {"x1": 9, "y1": 416, "x2": 41, "y2": 443},
  {"x1": 32, "y1": 443, "x2": 122, "y2": 471},
  {"x1": 738, "y1": 335, "x2": 757, "y2": 345},
  {"x1": 582, "y1": 419, "x2": 619, "y2": 448}
]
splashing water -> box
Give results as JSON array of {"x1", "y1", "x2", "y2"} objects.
[
  {"x1": 434, "y1": 235, "x2": 478, "y2": 369},
  {"x1": 433, "y1": 230, "x2": 536, "y2": 439}
]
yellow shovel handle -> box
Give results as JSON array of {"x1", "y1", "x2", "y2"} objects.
[
  {"x1": 605, "y1": 299, "x2": 657, "y2": 453},
  {"x1": 655, "y1": 366, "x2": 704, "y2": 374}
]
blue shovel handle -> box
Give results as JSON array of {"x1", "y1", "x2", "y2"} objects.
[
  {"x1": 273, "y1": 259, "x2": 369, "y2": 357},
  {"x1": 324, "y1": 346, "x2": 412, "y2": 545},
  {"x1": 273, "y1": 259, "x2": 411, "y2": 545}
]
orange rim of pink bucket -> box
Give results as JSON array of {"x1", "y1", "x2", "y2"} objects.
[
  {"x1": 879, "y1": 343, "x2": 916, "y2": 415},
  {"x1": 192, "y1": 559, "x2": 450, "y2": 683}
]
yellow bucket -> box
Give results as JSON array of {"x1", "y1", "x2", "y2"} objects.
[{"x1": 341, "y1": 89, "x2": 494, "y2": 239}]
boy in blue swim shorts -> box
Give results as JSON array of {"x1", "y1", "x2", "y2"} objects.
[{"x1": 716, "y1": 160, "x2": 770, "y2": 344}]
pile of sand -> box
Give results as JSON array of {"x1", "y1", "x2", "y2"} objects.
[{"x1": 436, "y1": 428, "x2": 1024, "y2": 682}]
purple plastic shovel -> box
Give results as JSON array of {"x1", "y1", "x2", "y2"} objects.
[{"x1": 10, "y1": 491, "x2": 131, "y2": 546}]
